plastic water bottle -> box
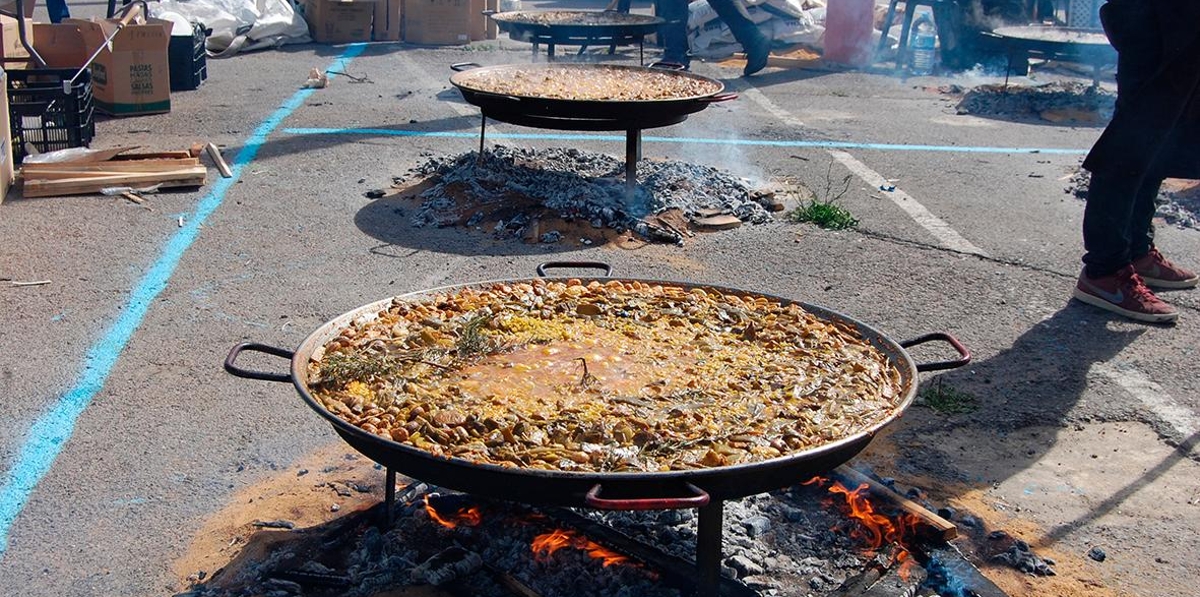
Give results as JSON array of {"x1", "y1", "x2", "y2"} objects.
[{"x1": 909, "y1": 12, "x2": 937, "y2": 76}]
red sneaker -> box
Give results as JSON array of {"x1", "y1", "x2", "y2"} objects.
[
  {"x1": 1132, "y1": 248, "x2": 1199, "y2": 289},
  {"x1": 1073, "y1": 265, "x2": 1178, "y2": 323}
]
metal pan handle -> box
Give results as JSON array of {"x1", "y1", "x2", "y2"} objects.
[
  {"x1": 585, "y1": 483, "x2": 710, "y2": 510},
  {"x1": 899, "y1": 332, "x2": 971, "y2": 372},
  {"x1": 224, "y1": 342, "x2": 294, "y2": 382},
  {"x1": 450, "y1": 62, "x2": 483, "y2": 72},
  {"x1": 536, "y1": 261, "x2": 613, "y2": 277},
  {"x1": 699, "y1": 92, "x2": 739, "y2": 103}
]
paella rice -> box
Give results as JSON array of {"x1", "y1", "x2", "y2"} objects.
[{"x1": 307, "y1": 279, "x2": 906, "y2": 473}]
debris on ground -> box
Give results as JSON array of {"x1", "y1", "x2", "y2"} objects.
[
  {"x1": 986, "y1": 530, "x2": 1057, "y2": 576},
  {"x1": 302, "y1": 67, "x2": 329, "y2": 89},
  {"x1": 954, "y1": 82, "x2": 1115, "y2": 124},
  {"x1": 383, "y1": 146, "x2": 804, "y2": 245}
]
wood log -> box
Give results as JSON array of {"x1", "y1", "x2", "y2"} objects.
[{"x1": 833, "y1": 466, "x2": 958, "y2": 541}]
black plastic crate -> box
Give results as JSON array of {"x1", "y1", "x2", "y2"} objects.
[
  {"x1": 7, "y1": 68, "x2": 96, "y2": 163},
  {"x1": 169, "y1": 22, "x2": 208, "y2": 92}
]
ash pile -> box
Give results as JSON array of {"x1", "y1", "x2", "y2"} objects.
[
  {"x1": 398, "y1": 146, "x2": 783, "y2": 245},
  {"x1": 954, "y1": 82, "x2": 1115, "y2": 123}
]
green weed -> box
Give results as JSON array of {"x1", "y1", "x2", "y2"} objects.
[
  {"x1": 916, "y1": 381, "x2": 979, "y2": 414},
  {"x1": 786, "y1": 160, "x2": 859, "y2": 230}
]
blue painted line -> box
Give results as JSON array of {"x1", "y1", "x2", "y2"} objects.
[
  {"x1": 0, "y1": 44, "x2": 369, "y2": 559},
  {"x1": 282, "y1": 127, "x2": 1089, "y2": 155}
]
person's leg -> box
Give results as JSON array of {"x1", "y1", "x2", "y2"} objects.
[
  {"x1": 45, "y1": 0, "x2": 70, "y2": 23},
  {"x1": 1081, "y1": 170, "x2": 1142, "y2": 278},
  {"x1": 1127, "y1": 174, "x2": 1162, "y2": 259},
  {"x1": 654, "y1": 0, "x2": 690, "y2": 66},
  {"x1": 1127, "y1": 173, "x2": 1200, "y2": 288},
  {"x1": 705, "y1": 0, "x2": 770, "y2": 75}
]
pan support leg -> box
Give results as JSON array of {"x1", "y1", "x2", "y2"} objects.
[
  {"x1": 477, "y1": 115, "x2": 488, "y2": 163},
  {"x1": 624, "y1": 128, "x2": 642, "y2": 195},
  {"x1": 384, "y1": 467, "x2": 397, "y2": 527},
  {"x1": 696, "y1": 500, "x2": 723, "y2": 597}
]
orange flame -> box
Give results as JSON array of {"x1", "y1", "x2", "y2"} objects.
[
  {"x1": 826, "y1": 481, "x2": 921, "y2": 580},
  {"x1": 424, "y1": 494, "x2": 483, "y2": 529},
  {"x1": 531, "y1": 528, "x2": 630, "y2": 568}
]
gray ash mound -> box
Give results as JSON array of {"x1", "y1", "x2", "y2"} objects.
[{"x1": 395, "y1": 146, "x2": 780, "y2": 245}]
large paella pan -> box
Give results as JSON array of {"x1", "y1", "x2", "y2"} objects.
[{"x1": 226, "y1": 263, "x2": 969, "y2": 507}]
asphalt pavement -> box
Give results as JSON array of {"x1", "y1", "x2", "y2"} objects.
[{"x1": 1, "y1": 2, "x2": 1198, "y2": 596}]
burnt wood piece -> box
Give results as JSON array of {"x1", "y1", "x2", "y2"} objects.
[
  {"x1": 918, "y1": 544, "x2": 1010, "y2": 597},
  {"x1": 540, "y1": 506, "x2": 758, "y2": 597}
]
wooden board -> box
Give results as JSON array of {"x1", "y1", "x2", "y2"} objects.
[{"x1": 22, "y1": 166, "x2": 208, "y2": 198}]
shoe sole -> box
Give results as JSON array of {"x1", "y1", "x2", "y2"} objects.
[
  {"x1": 1072, "y1": 288, "x2": 1179, "y2": 323},
  {"x1": 1139, "y1": 275, "x2": 1200, "y2": 290}
]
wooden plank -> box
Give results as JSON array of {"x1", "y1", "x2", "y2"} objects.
[
  {"x1": 22, "y1": 167, "x2": 207, "y2": 197},
  {"x1": 23, "y1": 160, "x2": 203, "y2": 174},
  {"x1": 39, "y1": 146, "x2": 142, "y2": 164},
  {"x1": 205, "y1": 142, "x2": 233, "y2": 178},
  {"x1": 110, "y1": 150, "x2": 196, "y2": 161},
  {"x1": 833, "y1": 466, "x2": 958, "y2": 541}
]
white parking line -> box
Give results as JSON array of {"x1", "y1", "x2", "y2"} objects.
[
  {"x1": 1093, "y1": 362, "x2": 1200, "y2": 441},
  {"x1": 829, "y1": 150, "x2": 989, "y2": 257},
  {"x1": 726, "y1": 75, "x2": 988, "y2": 257}
]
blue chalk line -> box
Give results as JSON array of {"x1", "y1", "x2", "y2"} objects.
[{"x1": 282, "y1": 127, "x2": 1089, "y2": 155}]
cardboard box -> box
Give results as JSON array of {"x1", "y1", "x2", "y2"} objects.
[
  {"x1": 404, "y1": 0, "x2": 471, "y2": 45},
  {"x1": 306, "y1": 0, "x2": 378, "y2": 43},
  {"x1": 29, "y1": 22, "x2": 87, "y2": 68},
  {"x1": 1, "y1": 15, "x2": 34, "y2": 61},
  {"x1": 0, "y1": 68, "x2": 11, "y2": 205},
  {"x1": 468, "y1": 0, "x2": 499, "y2": 42},
  {"x1": 373, "y1": 0, "x2": 402, "y2": 41},
  {"x1": 76, "y1": 17, "x2": 172, "y2": 116}
]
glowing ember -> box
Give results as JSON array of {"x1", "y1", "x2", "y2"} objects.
[
  {"x1": 531, "y1": 528, "x2": 631, "y2": 568},
  {"x1": 424, "y1": 494, "x2": 483, "y2": 529}
]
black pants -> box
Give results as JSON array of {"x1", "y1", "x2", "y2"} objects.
[
  {"x1": 655, "y1": 0, "x2": 766, "y2": 63},
  {"x1": 1080, "y1": 0, "x2": 1187, "y2": 277}
]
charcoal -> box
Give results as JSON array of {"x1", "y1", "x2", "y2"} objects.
[
  {"x1": 742, "y1": 515, "x2": 772, "y2": 538},
  {"x1": 727, "y1": 554, "x2": 765, "y2": 577},
  {"x1": 411, "y1": 547, "x2": 483, "y2": 586}
]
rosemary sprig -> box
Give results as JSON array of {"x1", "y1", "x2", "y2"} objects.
[
  {"x1": 318, "y1": 350, "x2": 448, "y2": 387},
  {"x1": 455, "y1": 313, "x2": 507, "y2": 360}
]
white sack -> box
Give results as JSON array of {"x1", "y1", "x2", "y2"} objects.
[{"x1": 151, "y1": 0, "x2": 310, "y2": 56}]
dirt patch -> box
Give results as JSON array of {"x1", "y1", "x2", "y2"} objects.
[{"x1": 173, "y1": 442, "x2": 387, "y2": 592}]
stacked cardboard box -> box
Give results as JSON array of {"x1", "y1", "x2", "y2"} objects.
[
  {"x1": 305, "y1": 0, "x2": 378, "y2": 43},
  {"x1": 373, "y1": 0, "x2": 402, "y2": 41},
  {"x1": 403, "y1": 0, "x2": 471, "y2": 45}
]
